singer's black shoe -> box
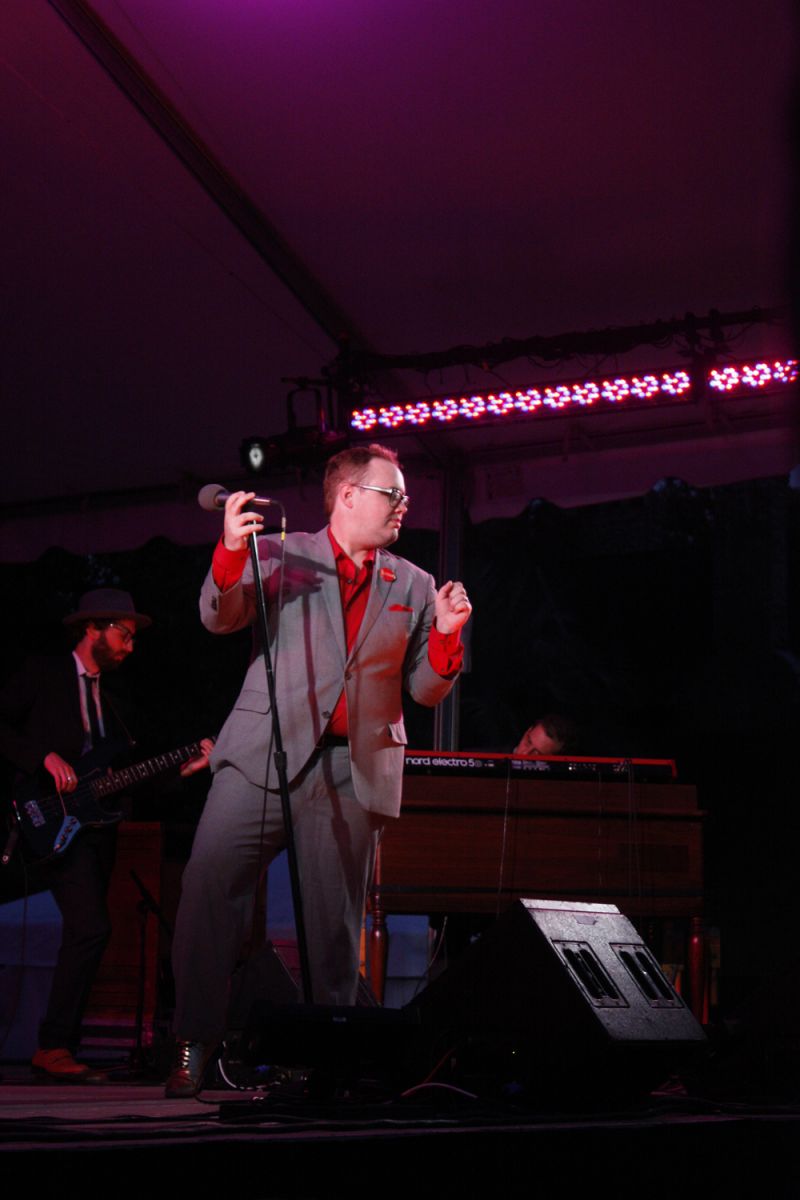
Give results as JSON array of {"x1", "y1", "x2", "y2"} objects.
[{"x1": 164, "y1": 1040, "x2": 218, "y2": 1098}]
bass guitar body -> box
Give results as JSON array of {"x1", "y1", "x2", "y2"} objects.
[{"x1": 12, "y1": 739, "x2": 201, "y2": 861}]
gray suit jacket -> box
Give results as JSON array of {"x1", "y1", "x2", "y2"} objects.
[{"x1": 200, "y1": 527, "x2": 458, "y2": 818}]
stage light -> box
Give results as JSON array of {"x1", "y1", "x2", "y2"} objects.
[
  {"x1": 707, "y1": 360, "x2": 798, "y2": 394},
  {"x1": 349, "y1": 360, "x2": 795, "y2": 434},
  {"x1": 241, "y1": 437, "x2": 269, "y2": 474}
]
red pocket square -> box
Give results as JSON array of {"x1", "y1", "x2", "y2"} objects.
[{"x1": 389, "y1": 604, "x2": 414, "y2": 613}]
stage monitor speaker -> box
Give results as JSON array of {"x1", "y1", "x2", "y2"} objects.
[
  {"x1": 408, "y1": 899, "x2": 707, "y2": 1101},
  {"x1": 222, "y1": 943, "x2": 416, "y2": 1095}
]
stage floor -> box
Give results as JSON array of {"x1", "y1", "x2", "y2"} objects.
[{"x1": 2, "y1": 1064, "x2": 800, "y2": 1198}]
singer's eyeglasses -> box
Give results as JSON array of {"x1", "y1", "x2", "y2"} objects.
[{"x1": 353, "y1": 484, "x2": 410, "y2": 509}]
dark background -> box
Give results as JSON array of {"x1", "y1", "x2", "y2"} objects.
[{"x1": 4, "y1": 472, "x2": 800, "y2": 1004}]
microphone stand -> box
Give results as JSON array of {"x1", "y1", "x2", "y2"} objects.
[
  {"x1": 248, "y1": 525, "x2": 313, "y2": 1004},
  {"x1": 128, "y1": 868, "x2": 173, "y2": 1074}
]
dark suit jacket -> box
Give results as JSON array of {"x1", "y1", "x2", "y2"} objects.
[{"x1": 0, "y1": 654, "x2": 130, "y2": 779}]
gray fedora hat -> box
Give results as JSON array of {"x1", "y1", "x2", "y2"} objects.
[{"x1": 63, "y1": 588, "x2": 152, "y2": 630}]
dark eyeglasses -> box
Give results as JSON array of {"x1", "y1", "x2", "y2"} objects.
[
  {"x1": 107, "y1": 622, "x2": 136, "y2": 645},
  {"x1": 354, "y1": 483, "x2": 410, "y2": 509}
]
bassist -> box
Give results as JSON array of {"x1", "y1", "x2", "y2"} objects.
[{"x1": 0, "y1": 589, "x2": 210, "y2": 1081}]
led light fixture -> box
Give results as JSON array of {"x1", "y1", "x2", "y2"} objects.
[{"x1": 350, "y1": 359, "x2": 797, "y2": 434}]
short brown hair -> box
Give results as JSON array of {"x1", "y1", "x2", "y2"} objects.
[
  {"x1": 538, "y1": 713, "x2": 578, "y2": 752},
  {"x1": 68, "y1": 618, "x2": 111, "y2": 645},
  {"x1": 323, "y1": 444, "x2": 400, "y2": 517}
]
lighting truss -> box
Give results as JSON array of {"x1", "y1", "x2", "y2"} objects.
[{"x1": 349, "y1": 358, "x2": 798, "y2": 434}]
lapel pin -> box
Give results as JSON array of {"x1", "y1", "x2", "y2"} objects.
[{"x1": 380, "y1": 568, "x2": 396, "y2": 583}]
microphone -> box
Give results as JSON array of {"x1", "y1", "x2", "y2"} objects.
[{"x1": 198, "y1": 484, "x2": 278, "y2": 512}]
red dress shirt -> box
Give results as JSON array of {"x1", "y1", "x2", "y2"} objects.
[{"x1": 211, "y1": 529, "x2": 463, "y2": 737}]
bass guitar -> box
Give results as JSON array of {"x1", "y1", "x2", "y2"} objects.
[{"x1": 11, "y1": 739, "x2": 204, "y2": 861}]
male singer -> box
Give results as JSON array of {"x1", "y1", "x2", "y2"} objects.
[{"x1": 167, "y1": 444, "x2": 472, "y2": 1096}]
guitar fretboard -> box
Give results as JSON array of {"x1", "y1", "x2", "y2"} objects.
[{"x1": 92, "y1": 743, "x2": 202, "y2": 798}]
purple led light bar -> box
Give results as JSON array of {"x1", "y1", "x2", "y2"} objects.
[
  {"x1": 350, "y1": 359, "x2": 797, "y2": 433},
  {"x1": 707, "y1": 360, "x2": 798, "y2": 392}
]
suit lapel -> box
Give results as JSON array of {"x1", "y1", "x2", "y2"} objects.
[
  {"x1": 349, "y1": 548, "x2": 395, "y2": 662},
  {"x1": 316, "y1": 527, "x2": 347, "y2": 667}
]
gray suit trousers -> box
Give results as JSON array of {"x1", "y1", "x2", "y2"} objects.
[{"x1": 172, "y1": 744, "x2": 383, "y2": 1042}]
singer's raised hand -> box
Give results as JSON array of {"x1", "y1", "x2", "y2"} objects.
[
  {"x1": 223, "y1": 491, "x2": 265, "y2": 552},
  {"x1": 434, "y1": 580, "x2": 472, "y2": 634}
]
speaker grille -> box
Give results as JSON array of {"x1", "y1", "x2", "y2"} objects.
[
  {"x1": 612, "y1": 943, "x2": 683, "y2": 1007},
  {"x1": 553, "y1": 941, "x2": 628, "y2": 1007}
]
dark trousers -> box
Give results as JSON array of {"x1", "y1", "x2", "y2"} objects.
[
  {"x1": 37, "y1": 826, "x2": 117, "y2": 1052},
  {"x1": 172, "y1": 744, "x2": 383, "y2": 1043}
]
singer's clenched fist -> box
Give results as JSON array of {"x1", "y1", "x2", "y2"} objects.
[{"x1": 434, "y1": 580, "x2": 472, "y2": 635}]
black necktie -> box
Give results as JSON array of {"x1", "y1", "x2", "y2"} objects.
[{"x1": 83, "y1": 674, "x2": 102, "y2": 747}]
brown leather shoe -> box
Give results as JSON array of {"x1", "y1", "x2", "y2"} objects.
[
  {"x1": 32, "y1": 1048, "x2": 108, "y2": 1083},
  {"x1": 164, "y1": 1040, "x2": 217, "y2": 1098}
]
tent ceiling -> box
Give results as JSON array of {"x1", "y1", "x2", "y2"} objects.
[{"x1": 2, "y1": 0, "x2": 796, "y2": 512}]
